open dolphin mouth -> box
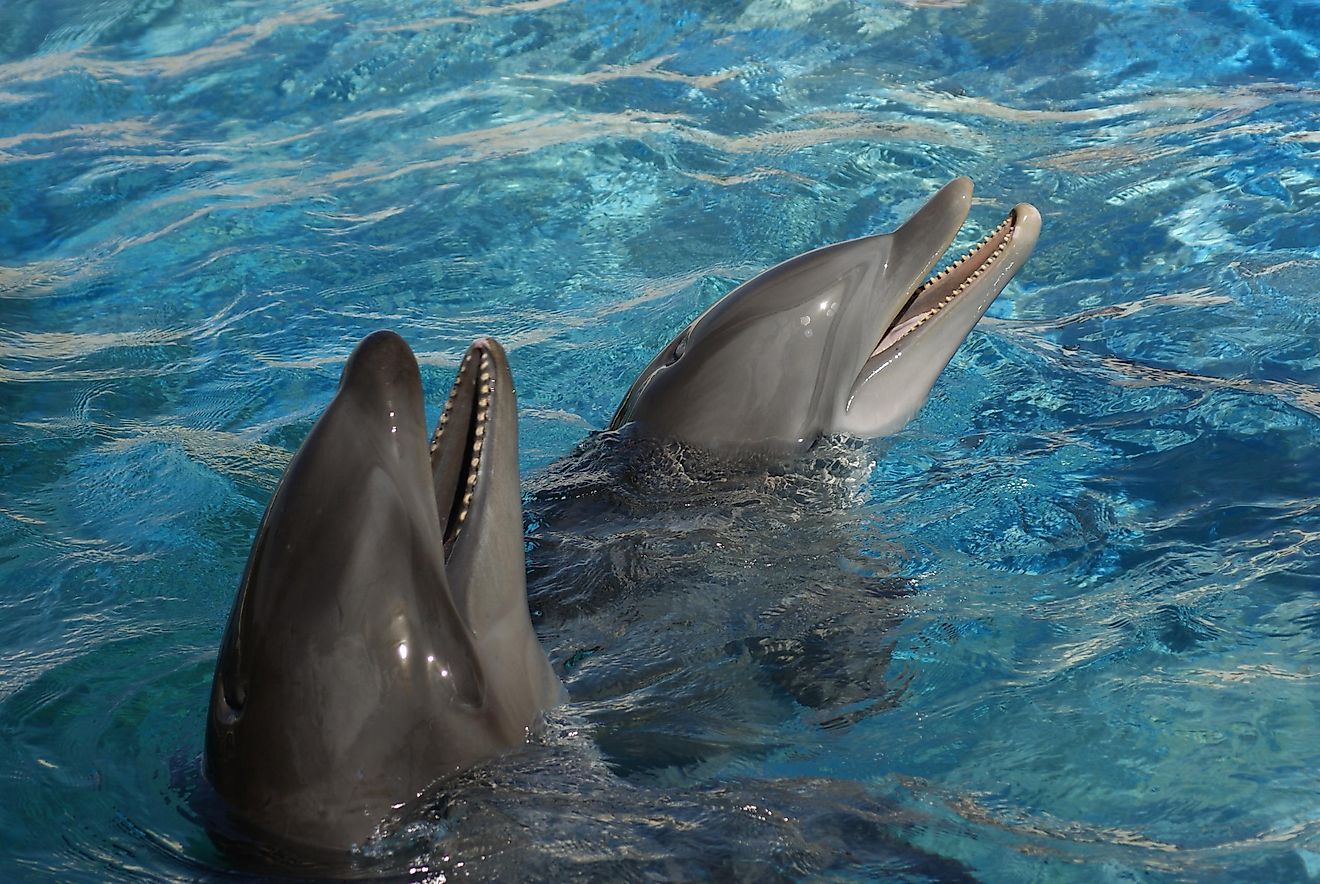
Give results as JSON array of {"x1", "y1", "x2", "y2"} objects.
[
  {"x1": 431, "y1": 341, "x2": 495, "y2": 551},
  {"x1": 871, "y1": 207, "x2": 1022, "y2": 358},
  {"x1": 839, "y1": 186, "x2": 1041, "y2": 437}
]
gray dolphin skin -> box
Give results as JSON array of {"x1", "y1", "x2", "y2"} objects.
[
  {"x1": 205, "y1": 330, "x2": 562, "y2": 853},
  {"x1": 609, "y1": 178, "x2": 1041, "y2": 455}
]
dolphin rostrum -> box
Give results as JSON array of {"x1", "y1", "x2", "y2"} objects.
[
  {"x1": 205, "y1": 330, "x2": 562, "y2": 853},
  {"x1": 609, "y1": 178, "x2": 1041, "y2": 455}
]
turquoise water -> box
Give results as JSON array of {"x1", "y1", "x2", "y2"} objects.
[{"x1": 2, "y1": 0, "x2": 1319, "y2": 879}]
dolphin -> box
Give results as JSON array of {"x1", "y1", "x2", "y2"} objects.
[
  {"x1": 204, "y1": 330, "x2": 562, "y2": 854},
  {"x1": 609, "y1": 178, "x2": 1041, "y2": 455}
]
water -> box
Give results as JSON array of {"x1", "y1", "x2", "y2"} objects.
[{"x1": 1, "y1": 0, "x2": 1318, "y2": 879}]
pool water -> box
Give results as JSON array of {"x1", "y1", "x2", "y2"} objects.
[{"x1": 2, "y1": 0, "x2": 1319, "y2": 879}]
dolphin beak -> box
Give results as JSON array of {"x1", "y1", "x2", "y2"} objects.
[
  {"x1": 839, "y1": 193, "x2": 1043, "y2": 436},
  {"x1": 867, "y1": 198, "x2": 1040, "y2": 361}
]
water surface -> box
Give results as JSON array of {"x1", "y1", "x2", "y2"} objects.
[{"x1": 2, "y1": 0, "x2": 1319, "y2": 880}]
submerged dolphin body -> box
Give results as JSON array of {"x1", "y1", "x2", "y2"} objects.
[
  {"x1": 610, "y1": 178, "x2": 1041, "y2": 455},
  {"x1": 205, "y1": 331, "x2": 562, "y2": 853}
]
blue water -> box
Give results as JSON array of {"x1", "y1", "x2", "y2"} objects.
[{"x1": 2, "y1": 0, "x2": 1319, "y2": 879}]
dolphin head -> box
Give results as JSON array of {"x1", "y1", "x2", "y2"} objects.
[
  {"x1": 608, "y1": 178, "x2": 1041, "y2": 454},
  {"x1": 205, "y1": 331, "x2": 561, "y2": 853}
]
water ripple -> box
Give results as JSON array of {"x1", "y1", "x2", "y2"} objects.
[{"x1": 2, "y1": 0, "x2": 1319, "y2": 879}]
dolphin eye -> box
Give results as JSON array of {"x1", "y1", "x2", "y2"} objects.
[{"x1": 665, "y1": 334, "x2": 688, "y2": 366}]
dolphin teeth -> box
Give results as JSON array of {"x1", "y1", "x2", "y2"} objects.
[
  {"x1": 437, "y1": 345, "x2": 501, "y2": 545},
  {"x1": 433, "y1": 356, "x2": 474, "y2": 449},
  {"x1": 871, "y1": 206, "x2": 1020, "y2": 359}
]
